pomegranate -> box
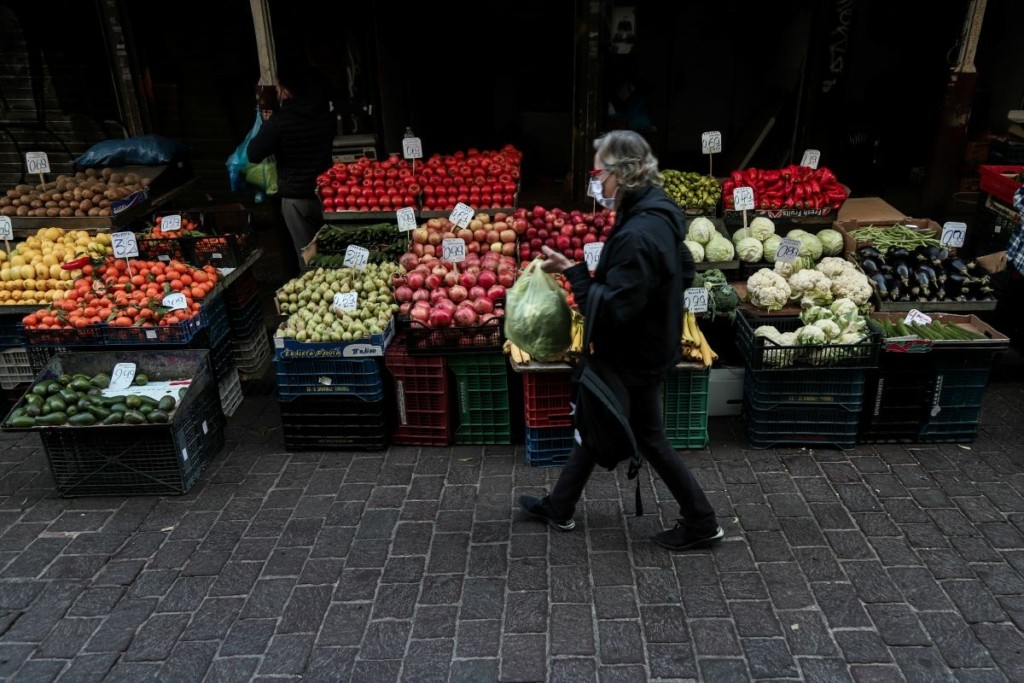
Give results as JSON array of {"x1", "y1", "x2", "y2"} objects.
[
  {"x1": 394, "y1": 286, "x2": 414, "y2": 303},
  {"x1": 454, "y1": 307, "x2": 478, "y2": 327},
  {"x1": 449, "y1": 285, "x2": 468, "y2": 303},
  {"x1": 429, "y1": 307, "x2": 453, "y2": 328}
]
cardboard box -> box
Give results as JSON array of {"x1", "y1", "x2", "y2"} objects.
[
  {"x1": 976, "y1": 251, "x2": 1007, "y2": 274},
  {"x1": 836, "y1": 197, "x2": 907, "y2": 224},
  {"x1": 834, "y1": 217, "x2": 942, "y2": 259}
]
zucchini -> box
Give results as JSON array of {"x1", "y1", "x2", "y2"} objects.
[{"x1": 7, "y1": 416, "x2": 37, "y2": 428}]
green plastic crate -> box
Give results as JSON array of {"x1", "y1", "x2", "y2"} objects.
[
  {"x1": 448, "y1": 353, "x2": 510, "y2": 424},
  {"x1": 664, "y1": 366, "x2": 710, "y2": 449}
]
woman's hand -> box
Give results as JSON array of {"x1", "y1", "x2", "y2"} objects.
[{"x1": 539, "y1": 245, "x2": 572, "y2": 274}]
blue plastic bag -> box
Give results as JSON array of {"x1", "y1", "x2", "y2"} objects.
[
  {"x1": 227, "y1": 109, "x2": 263, "y2": 193},
  {"x1": 74, "y1": 135, "x2": 187, "y2": 168}
]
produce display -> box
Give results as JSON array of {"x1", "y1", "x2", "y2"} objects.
[
  {"x1": 731, "y1": 218, "x2": 843, "y2": 270},
  {"x1": 744, "y1": 257, "x2": 872, "y2": 311},
  {"x1": 516, "y1": 206, "x2": 614, "y2": 263},
  {"x1": 20, "y1": 258, "x2": 219, "y2": 331},
  {"x1": 662, "y1": 170, "x2": 721, "y2": 214},
  {"x1": 847, "y1": 224, "x2": 995, "y2": 303},
  {"x1": 722, "y1": 165, "x2": 847, "y2": 212},
  {"x1": 872, "y1": 318, "x2": 986, "y2": 340},
  {"x1": 305, "y1": 223, "x2": 404, "y2": 268},
  {"x1": 143, "y1": 214, "x2": 202, "y2": 238},
  {"x1": 691, "y1": 269, "x2": 740, "y2": 321},
  {"x1": 5, "y1": 372, "x2": 183, "y2": 428},
  {"x1": 751, "y1": 299, "x2": 871, "y2": 368},
  {"x1": 1, "y1": 168, "x2": 151, "y2": 218},
  {"x1": 0, "y1": 228, "x2": 112, "y2": 305},
  {"x1": 681, "y1": 311, "x2": 718, "y2": 367},
  {"x1": 393, "y1": 251, "x2": 511, "y2": 330},
  {"x1": 275, "y1": 263, "x2": 400, "y2": 343},
  {"x1": 316, "y1": 145, "x2": 522, "y2": 213},
  {"x1": 407, "y1": 212, "x2": 522, "y2": 261},
  {"x1": 684, "y1": 216, "x2": 734, "y2": 262}
]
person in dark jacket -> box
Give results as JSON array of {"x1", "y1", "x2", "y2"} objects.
[
  {"x1": 518, "y1": 130, "x2": 723, "y2": 552},
  {"x1": 247, "y1": 61, "x2": 335, "y2": 270}
]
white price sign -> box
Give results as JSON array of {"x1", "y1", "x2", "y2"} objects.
[
  {"x1": 0, "y1": 217, "x2": 11, "y2": 241},
  {"x1": 333, "y1": 292, "x2": 358, "y2": 312},
  {"x1": 162, "y1": 293, "x2": 188, "y2": 311},
  {"x1": 448, "y1": 203, "x2": 474, "y2": 229},
  {"x1": 25, "y1": 151, "x2": 51, "y2": 174},
  {"x1": 108, "y1": 363, "x2": 137, "y2": 391},
  {"x1": 583, "y1": 242, "x2": 604, "y2": 271},
  {"x1": 684, "y1": 287, "x2": 709, "y2": 313},
  {"x1": 396, "y1": 207, "x2": 417, "y2": 232},
  {"x1": 111, "y1": 231, "x2": 139, "y2": 258},
  {"x1": 904, "y1": 309, "x2": 933, "y2": 327},
  {"x1": 701, "y1": 131, "x2": 722, "y2": 155},
  {"x1": 800, "y1": 149, "x2": 821, "y2": 169},
  {"x1": 775, "y1": 237, "x2": 802, "y2": 264},
  {"x1": 941, "y1": 221, "x2": 967, "y2": 248},
  {"x1": 160, "y1": 214, "x2": 182, "y2": 232},
  {"x1": 732, "y1": 186, "x2": 755, "y2": 211},
  {"x1": 402, "y1": 137, "x2": 423, "y2": 160},
  {"x1": 343, "y1": 245, "x2": 370, "y2": 269},
  {"x1": 441, "y1": 238, "x2": 466, "y2": 263}
]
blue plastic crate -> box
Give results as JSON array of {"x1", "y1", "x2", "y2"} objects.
[
  {"x1": 275, "y1": 356, "x2": 385, "y2": 402},
  {"x1": 525, "y1": 425, "x2": 575, "y2": 468}
]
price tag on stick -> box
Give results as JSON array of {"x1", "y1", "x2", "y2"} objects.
[
  {"x1": 583, "y1": 242, "x2": 604, "y2": 271},
  {"x1": 441, "y1": 238, "x2": 466, "y2": 263},
  {"x1": 26, "y1": 151, "x2": 50, "y2": 189},
  {"x1": 162, "y1": 293, "x2": 188, "y2": 311},
  {"x1": 108, "y1": 363, "x2": 136, "y2": 391},
  {"x1": 402, "y1": 137, "x2": 423, "y2": 160},
  {"x1": 684, "y1": 287, "x2": 709, "y2": 313},
  {"x1": 160, "y1": 214, "x2": 182, "y2": 232},
  {"x1": 800, "y1": 149, "x2": 821, "y2": 169},
  {"x1": 941, "y1": 221, "x2": 967, "y2": 248},
  {"x1": 775, "y1": 237, "x2": 802, "y2": 264},
  {"x1": 111, "y1": 231, "x2": 139, "y2": 259},
  {"x1": 343, "y1": 245, "x2": 370, "y2": 269},
  {"x1": 701, "y1": 131, "x2": 722, "y2": 176},
  {"x1": 333, "y1": 292, "x2": 358, "y2": 312},
  {"x1": 448, "y1": 203, "x2": 474, "y2": 229},
  {"x1": 732, "y1": 186, "x2": 755, "y2": 229},
  {"x1": 0, "y1": 216, "x2": 11, "y2": 255},
  {"x1": 396, "y1": 207, "x2": 417, "y2": 232}
]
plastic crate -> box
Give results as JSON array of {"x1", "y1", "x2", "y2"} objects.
[
  {"x1": 24, "y1": 349, "x2": 225, "y2": 497},
  {"x1": 219, "y1": 366, "x2": 243, "y2": 418},
  {"x1": 24, "y1": 324, "x2": 106, "y2": 348},
  {"x1": 448, "y1": 353, "x2": 510, "y2": 424},
  {"x1": 404, "y1": 316, "x2": 504, "y2": 355},
  {"x1": 210, "y1": 336, "x2": 237, "y2": 387},
  {"x1": 454, "y1": 420, "x2": 512, "y2": 445},
  {"x1": 744, "y1": 366, "x2": 866, "y2": 409},
  {"x1": 917, "y1": 407, "x2": 983, "y2": 443},
  {"x1": 392, "y1": 413, "x2": 452, "y2": 446},
  {"x1": 0, "y1": 347, "x2": 33, "y2": 390},
  {"x1": 734, "y1": 309, "x2": 881, "y2": 371},
  {"x1": 386, "y1": 344, "x2": 449, "y2": 414},
  {"x1": 858, "y1": 362, "x2": 934, "y2": 443},
  {"x1": 664, "y1": 366, "x2": 710, "y2": 450},
  {"x1": 978, "y1": 165, "x2": 1023, "y2": 205},
  {"x1": 225, "y1": 268, "x2": 260, "y2": 311},
  {"x1": 229, "y1": 297, "x2": 264, "y2": 339},
  {"x1": 278, "y1": 394, "x2": 393, "y2": 452},
  {"x1": 0, "y1": 311, "x2": 25, "y2": 348},
  {"x1": 525, "y1": 425, "x2": 574, "y2": 467},
  {"x1": 190, "y1": 220, "x2": 256, "y2": 269},
  {"x1": 521, "y1": 370, "x2": 573, "y2": 429},
  {"x1": 743, "y1": 393, "x2": 861, "y2": 450},
  {"x1": 233, "y1": 325, "x2": 272, "y2": 379},
  {"x1": 275, "y1": 356, "x2": 385, "y2": 402}
]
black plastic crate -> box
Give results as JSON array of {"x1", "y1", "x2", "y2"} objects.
[
  {"x1": 744, "y1": 365, "x2": 866, "y2": 409},
  {"x1": 743, "y1": 385, "x2": 860, "y2": 450},
  {"x1": 0, "y1": 310, "x2": 26, "y2": 348},
  {"x1": 278, "y1": 394, "x2": 394, "y2": 452},
  {"x1": 734, "y1": 309, "x2": 881, "y2": 371},
  {"x1": 404, "y1": 316, "x2": 504, "y2": 356},
  {"x1": 225, "y1": 268, "x2": 260, "y2": 311}
]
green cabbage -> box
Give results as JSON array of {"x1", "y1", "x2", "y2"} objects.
[
  {"x1": 683, "y1": 240, "x2": 705, "y2": 263},
  {"x1": 731, "y1": 227, "x2": 751, "y2": 244},
  {"x1": 797, "y1": 233, "x2": 823, "y2": 262},
  {"x1": 749, "y1": 216, "x2": 776, "y2": 241},
  {"x1": 705, "y1": 235, "x2": 735, "y2": 261},
  {"x1": 815, "y1": 228, "x2": 844, "y2": 256},
  {"x1": 686, "y1": 217, "x2": 716, "y2": 245},
  {"x1": 735, "y1": 237, "x2": 764, "y2": 263},
  {"x1": 762, "y1": 235, "x2": 782, "y2": 263}
]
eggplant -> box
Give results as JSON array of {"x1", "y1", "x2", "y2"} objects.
[
  {"x1": 887, "y1": 246, "x2": 911, "y2": 261},
  {"x1": 944, "y1": 272, "x2": 965, "y2": 296},
  {"x1": 858, "y1": 246, "x2": 884, "y2": 263},
  {"x1": 860, "y1": 258, "x2": 881, "y2": 276},
  {"x1": 894, "y1": 261, "x2": 911, "y2": 286},
  {"x1": 948, "y1": 258, "x2": 971, "y2": 276},
  {"x1": 869, "y1": 272, "x2": 888, "y2": 298},
  {"x1": 918, "y1": 263, "x2": 939, "y2": 288},
  {"x1": 912, "y1": 269, "x2": 933, "y2": 298},
  {"x1": 921, "y1": 244, "x2": 948, "y2": 266}
]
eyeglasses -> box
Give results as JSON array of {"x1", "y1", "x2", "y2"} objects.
[{"x1": 589, "y1": 169, "x2": 610, "y2": 179}]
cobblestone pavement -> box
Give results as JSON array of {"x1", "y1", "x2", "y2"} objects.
[{"x1": 0, "y1": 356, "x2": 1023, "y2": 683}]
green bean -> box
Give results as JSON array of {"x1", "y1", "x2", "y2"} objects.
[{"x1": 848, "y1": 224, "x2": 942, "y2": 251}]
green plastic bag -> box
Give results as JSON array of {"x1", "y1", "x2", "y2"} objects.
[
  {"x1": 244, "y1": 160, "x2": 278, "y2": 195},
  {"x1": 505, "y1": 258, "x2": 572, "y2": 361}
]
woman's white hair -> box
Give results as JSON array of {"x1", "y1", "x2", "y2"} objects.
[{"x1": 593, "y1": 130, "x2": 663, "y2": 191}]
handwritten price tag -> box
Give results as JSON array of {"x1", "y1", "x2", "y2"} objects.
[
  {"x1": 800, "y1": 149, "x2": 821, "y2": 169},
  {"x1": 441, "y1": 238, "x2": 466, "y2": 263},
  {"x1": 333, "y1": 292, "x2": 358, "y2": 312},
  {"x1": 160, "y1": 214, "x2": 182, "y2": 232},
  {"x1": 701, "y1": 131, "x2": 722, "y2": 155},
  {"x1": 111, "y1": 231, "x2": 139, "y2": 258},
  {"x1": 775, "y1": 237, "x2": 802, "y2": 264},
  {"x1": 343, "y1": 245, "x2": 370, "y2": 269},
  {"x1": 941, "y1": 221, "x2": 967, "y2": 248},
  {"x1": 732, "y1": 186, "x2": 755, "y2": 211},
  {"x1": 583, "y1": 242, "x2": 604, "y2": 271},
  {"x1": 904, "y1": 309, "x2": 933, "y2": 326},
  {"x1": 0, "y1": 216, "x2": 11, "y2": 241},
  {"x1": 162, "y1": 293, "x2": 188, "y2": 310},
  {"x1": 108, "y1": 363, "x2": 136, "y2": 391},
  {"x1": 402, "y1": 137, "x2": 423, "y2": 160},
  {"x1": 396, "y1": 207, "x2": 417, "y2": 232},
  {"x1": 449, "y1": 203, "x2": 474, "y2": 229},
  {"x1": 25, "y1": 151, "x2": 50, "y2": 174},
  {"x1": 684, "y1": 287, "x2": 709, "y2": 313}
]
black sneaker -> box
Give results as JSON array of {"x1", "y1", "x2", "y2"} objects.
[
  {"x1": 653, "y1": 521, "x2": 724, "y2": 551},
  {"x1": 518, "y1": 495, "x2": 576, "y2": 532}
]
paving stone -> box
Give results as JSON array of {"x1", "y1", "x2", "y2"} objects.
[
  {"x1": 854, "y1": 512, "x2": 901, "y2": 537},
  {"x1": 920, "y1": 611, "x2": 997, "y2": 669},
  {"x1": 426, "y1": 533, "x2": 469, "y2": 574},
  {"x1": 181, "y1": 596, "x2": 244, "y2": 641},
  {"x1": 826, "y1": 529, "x2": 877, "y2": 559},
  {"x1": 972, "y1": 624, "x2": 1024, "y2": 681},
  {"x1": 451, "y1": 659, "x2": 499, "y2": 683},
  {"x1": 317, "y1": 602, "x2": 371, "y2": 647},
  {"x1": 258, "y1": 633, "x2": 314, "y2": 675},
  {"x1": 508, "y1": 557, "x2": 547, "y2": 591},
  {"x1": 646, "y1": 641, "x2": 697, "y2": 678},
  {"x1": 887, "y1": 566, "x2": 955, "y2": 611},
  {"x1": 590, "y1": 552, "x2": 634, "y2": 586},
  {"x1": 402, "y1": 638, "x2": 454, "y2": 682},
  {"x1": 777, "y1": 609, "x2": 838, "y2": 656},
  {"x1": 505, "y1": 590, "x2": 547, "y2": 633},
  {"x1": 597, "y1": 621, "x2": 644, "y2": 664},
  {"x1": 240, "y1": 578, "x2": 294, "y2": 619},
  {"x1": 14, "y1": 659, "x2": 65, "y2": 682},
  {"x1": 690, "y1": 618, "x2": 742, "y2": 657},
  {"x1": 68, "y1": 586, "x2": 124, "y2": 617},
  {"x1": 509, "y1": 532, "x2": 548, "y2": 558},
  {"x1": 835, "y1": 629, "x2": 893, "y2": 663},
  {"x1": 301, "y1": 647, "x2": 356, "y2": 683},
  {"x1": 417, "y1": 574, "x2": 462, "y2": 605},
  {"x1": 349, "y1": 659, "x2": 401, "y2": 682},
  {"x1": 500, "y1": 633, "x2": 546, "y2": 682},
  {"x1": 870, "y1": 537, "x2": 924, "y2": 568},
  {"x1": 210, "y1": 561, "x2": 262, "y2": 597},
  {"x1": 729, "y1": 600, "x2": 782, "y2": 637},
  {"x1": 743, "y1": 636, "x2": 799, "y2": 679},
  {"x1": 920, "y1": 548, "x2": 975, "y2": 580},
  {"x1": 973, "y1": 563, "x2": 1024, "y2": 595},
  {"x1": 844, "y1": 560, "x2": 905, "y2": 603},
  {"x1": 760, "y1": 562, "x2": 815, "y2": 609},
  {"x1": 123, "y1": 612, "x2": 190, "y2": 661},
  {"x1": 157, "y1": 640, "x2": 217, "y2": 683},
  {"x1": 92, "y1": 560, "x2": 145, "y2": 586},
  {"x1": 849, "y1": 663, "x2": 909, "y2": 682},
  {"x1": 779, "y1": 517, "x2": 827, "y2": 547},
  {"x1": 297, "y1": 558, "x2": 344, "y2": 585},
  {"x1": 711, "y1": 537, "x2": 757, "y2": 572},
  {"x1": 278, "y1": 584, "x2": 332, "y2": 633},
  {"x1": 698, "y1": 658, "x2": 750, "y2": 681},
  {"x1": 943, "y1": 580, "x2": 1007, "y2": 623},
  {"x1": 793, "y1": 545, "x2": 846, "y2": 581},
  {"x1": 468, "y1": 543, "x2": 508, "y2": 577},
  {"x1": 370, "y1": 583, "x2": 419, "y2": 620},
  {"x1": 799, "y1": 657, "x2": 855, "y2": 683},
  {"x1": 952, "y1": 537, "x2": 1004, "y2": 564},
  {"x1": 36, "y1": 617, "x2": 103, "y2": 658},
  {"x1": 866, "y1": 603, "x2": 932, "y2": 646},
  {"x1": 550, "y1": 657, "x2": 598, "y2": 683},
  {"x1": 51, "y1": 653, "x2": 117, "y2": 682},
  {"x1": 640, "y1": 605, "x2": 688, "y2": 643},
  {"x1": 590, "y1": 528, "x2": 628, "y2": 552},
  {"x1": 126, "y1": 570, "x2": 177, "y2": 599},
  {"x1": 890, "y1": 646, "x2": 957, "y2": 683},
  {"x1": 551, "y1": 565, "x2": 592, "y2": 603},
  {"x1": 461, "y1": 577, "x2": 505, "y2": 620},
  {"x1": 84, "y1": 598, "x2": 155, "y2": 653},
  {"x1": 680, "y1": 583, "x2": 729, "y2": 617},
  {"x1": 721, "y1": 571, "x2": 769, "y2": 600}
]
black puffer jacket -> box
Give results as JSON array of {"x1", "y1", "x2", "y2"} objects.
[
  {"x1": 563, "y1": 186, "x2": 695, "y2": 384},
  {"x1": 246, "y1": 98, "x2": 334, "y2": 200}
]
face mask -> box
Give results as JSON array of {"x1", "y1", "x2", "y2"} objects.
[{"x1": 589, "y1": 177, "x2": 617, "y2": 209}]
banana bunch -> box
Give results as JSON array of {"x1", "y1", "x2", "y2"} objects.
[
  {"x1": 503, "y1": 339, "x2": 532, "y2": 365},
  {"x1": 682, "y1": 311, "x2": 718, "y2": 367},
  {"x1": 568, "y1": 311, "x2": 584, "y2": 354}
]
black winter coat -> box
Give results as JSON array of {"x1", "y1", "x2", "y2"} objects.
[
  {"x1": 563, "y1": 186, "x2": 695, "y2": 384},
  {"x1": 247, "y1": 98, "x2": 334, "y2": 200}
]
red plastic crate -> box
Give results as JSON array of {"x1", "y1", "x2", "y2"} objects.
[
  {"x1": 522, "y1": 370, "x2": 573, "y2": 429},
  {"x1": 979, "y1": 165, "x2": 1024, "y2": 205},
  {"x1": 392, "y1": 412, "x2": 452, "y2": 446}
]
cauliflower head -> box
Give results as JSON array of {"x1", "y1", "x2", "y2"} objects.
[
  {"x1": 746, "y1": 268, "x2": 792, "y2": 311},
  {"x1": 830, "y1": 270, "x2": 873, "y2": 306}
]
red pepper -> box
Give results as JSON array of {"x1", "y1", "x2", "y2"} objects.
[
  {"x1": 810, "y1": 179, "x2": 822, "y2": 195},
  {"x1": 61, "y1": 256, "x2": 90, "y2": 271},
  {"x1": 818, "y1": 167, "x2": 836, "y2": 184},
  {"x1": 730, "y1": 170, "x2": 745, "y2": 185},
  {"x1": 723, "y1": 179, "x2": 735, "y2": 195},
  {"x1": 763, "y1": 170, "x2": 780, "y2": 182}
]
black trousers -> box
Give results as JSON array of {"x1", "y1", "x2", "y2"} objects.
[{"x1": 546, "y1": 380, "x2": 717, "y2": 530}]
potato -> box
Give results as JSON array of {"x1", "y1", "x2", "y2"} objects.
[
  {"x1": 100, "y1": 168, "x2": 112, "y2": 179},
  {"x1": 124, "y1": 173, "x2": 139, "y2": 184},
  {"x1": 16, "y1": 206, "x2": 29, "y2": 216},
  {"x1": 98, "y1": 207, "x2": 111, "y2": 216},
  {"x1": 85, "y1": 167, "x2": 99, "y2": 178},
  {"x1": 58, "y1": 208, "x2": 72, "y2": 217},
  {"x1": 46, "y1": 208, "x2": 59, "y2": 217},
  {"x1": 29, "y1": 199, "x2": 42, "y2": 209},
  {"x1": 14, "y1": 184, "x2": 32, "y2": 193},
  {"x1": 0, "y1": 207, "x2": 14, "y2": 216},
  {"x1": 109, "y1": 172, "x2": 123, "y2": 184},
  {"x1": 87, "y1": 207, "x2": 100, "y2": 216}
]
